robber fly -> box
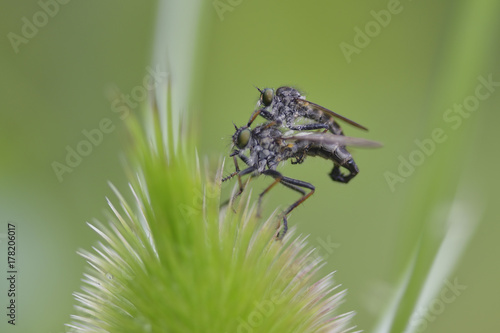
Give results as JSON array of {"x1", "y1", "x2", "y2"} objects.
[
  {"x1": 248, "y1": 86, "x2": 369, "y2": 183},
  {"x1": 222, "y1": 118, "x2": 381, "y2": 238}
]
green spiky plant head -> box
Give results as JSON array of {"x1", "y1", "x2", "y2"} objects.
[{"x1": 66, "y1": 73, "x2": 357, "y2": 332}]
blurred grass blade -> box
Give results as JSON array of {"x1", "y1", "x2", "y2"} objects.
[
  {"x1": 374, "y1": 176, "x2": 483, "y2": 333},
  {"x1": 151, "y1": 0, "x2": 203, "y2": 150},
  {"x1": 374, "y1": 1, "x2": 498, "y2": 332},
  {"x1": 403, "y1": 181, "x2": 483, "y2": 333}
]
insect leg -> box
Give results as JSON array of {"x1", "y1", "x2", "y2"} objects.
[
  {"x1": 288, "y1": 123, "x2": 329, "y2": 131},
  {"x1": 256, "y1": 171, "x2": 308, "y2": 218},
  {"x1": 279, "y1": 178, "x2": 315, "y2": 238},
  {"x1": 221, "y1": 165, "x2": 255, "y2": 212},
  {"x1": 222, "y1": 156, "x2": 241, "y2": 183},
  {"x1": 327, "y1": 122, "x2": 344, "y2": 136},
  {"x1": 222, "y1": 155, "x2": 249, "y2": 194},
  {"x1": 221, "y1": 155, "x2": 256, "y2": 210},
  {"x1": 227, "y1": 154, "x2": 254, "y2": 194},
  {"x1": 280, "y1": 181, "x2": 307, "y2": 196},
  {"x1": 261, "y1": 170, "x2": 315, "y2": 239},
  {"x1": 291, "y1": 147, "x2": 309, "y2": 165},
  {"x1": 256, "y1": 174, "x2": 282, "y2": 218},
  {"x1": 248, "y1": 109, "x2": 273, "y2": 126},
  {"x1": 255, "y1": 160, "x2": 311, "y2": 217},
  {"x1": 232, "y1": 165, "x2": 255, "y2": 203}
]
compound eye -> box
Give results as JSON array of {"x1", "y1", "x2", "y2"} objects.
[
  {"x1": 261, "y1": 88, "x2": 274, "y2": 106},
  {"x1": 236, "y1": 128, "x2": 251, "y2": 149}
]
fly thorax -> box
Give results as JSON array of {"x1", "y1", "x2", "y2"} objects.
[{"x1": 258, "y1": 159, "x2": 267, "y2": 172}]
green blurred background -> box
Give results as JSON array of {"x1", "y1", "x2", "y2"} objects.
[{"x1": 1, "y1": 0, "x2": 499, "y2": 332}]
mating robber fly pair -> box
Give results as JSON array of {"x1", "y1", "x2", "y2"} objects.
[{"x1": 223, "y1": 86, "x2": 381, "y2": 238}]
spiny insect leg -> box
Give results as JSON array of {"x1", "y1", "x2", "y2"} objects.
[
  {"x1": 280, "y1": 215, "x2": 288, "y2": 240},
  {"x1": 222, "y1": 156, "x2": 241, "y2": 183},
  {"x1": 256, "y1": 166, "x2": 309, "y2": 217},
  {"x1": 220, "y1": 156, "x2": 242, "y2": 208},
  {"x1": 257, "y1": 175, "x2": 282, "y2": 218},
  {"x1": 221, "y1": 156, "x2": 255, "y2": 209},
  {"x1": 279, "y1": 178, "x2": 315, "y2": 239},
  {"x1": 225, "y1": 156, "x2": 253, "y2": 208},
  {"x1": 288, "y1": 123, "x2": 329, "y2": 131},
  {"x1": 221, "y1": 171, "x2": 238, "y2": 183},
  {"x1": 280, "y1": 177, "x2": 315, "y2": 215},
  {"x1": 261, "y1": 170, "x2": 315, "y2": 239},
  {"x1": 230, "y1": 166, "x2": 255, "y2": 210}
]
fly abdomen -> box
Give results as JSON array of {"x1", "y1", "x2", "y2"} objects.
[
  {"x1": 305, "y1": 144, "x2": 358, "y2": 184},
  {"x1": 332, "y1": 146, "x2": 353, "y2": 165}
]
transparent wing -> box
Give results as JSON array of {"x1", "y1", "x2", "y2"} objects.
[
  {"x1": 283, "y1": 133, "x2": 382, "y2": 148},
  {"x1": 294, "y1": 98, "x2": 369, "y2": 131}
]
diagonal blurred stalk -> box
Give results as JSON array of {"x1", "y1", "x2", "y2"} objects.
[{"x1": 375, "y1": 1, "x2": 499, "y2": 332}]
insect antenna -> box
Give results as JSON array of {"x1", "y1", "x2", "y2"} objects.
[{"x1": 254, "y1": 85, "x2": 263, "y2": 94}]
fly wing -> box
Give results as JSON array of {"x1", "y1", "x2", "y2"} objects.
[
  {"x1": 294, "y1": 98, "x2": 369, "y2": 131},
  {"x1": 283, "y1": 133, "x2": 382, "y2": 148}
]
